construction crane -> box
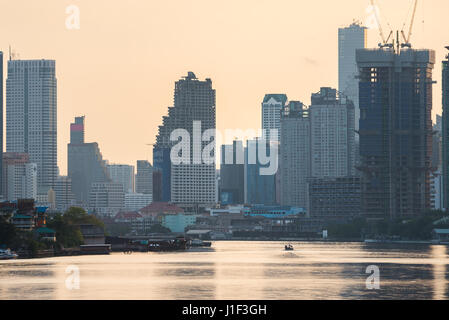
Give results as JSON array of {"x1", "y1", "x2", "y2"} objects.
[
  {"x1": 400, "y1": 0, "x2": 419, "y2": 48},
  {"x1": 370, "y1": 0, "x2": 393, "y2": 49}
]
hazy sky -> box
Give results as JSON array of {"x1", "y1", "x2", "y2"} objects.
[{"x1": 1, "y1": 0, "x2": 448, "y2": 175}]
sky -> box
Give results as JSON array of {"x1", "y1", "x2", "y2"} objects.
[{"x1": 1, "y1": 0, "x2": 448, "y2": 175}]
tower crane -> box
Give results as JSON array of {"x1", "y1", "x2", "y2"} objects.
[
  {"x1": 369, "y1": 0, "x2": 393, "y2": 49},
  {"x1": 400, "y1": 0, "x2": 419, "y2": 48}
]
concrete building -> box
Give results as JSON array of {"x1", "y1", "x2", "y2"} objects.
[
  {"x1": 220, "y1": 141, "x2": 244, "y2": 205},
  {"x1": 306, "y1": 177, "x2": 361, "y2": 222},
  {"x1": 2, "y1": 153, "x2": 37, "y2": 201},
  {"x1": 262, "y1": 94, "x2": 288, "y2": 142},
  {"x1": 54, "y1": 175, "x2": 76, "y2": 212},
  {"x1": 280, "y1": 101, "x2": 310, "y2": 207},
  {"x1": 89, "y1": 182, "x2": 124, "y2": 216},
  {"x1": 0, "y1": 52, "x2": 3, "y2": 198},
  {"x1": 154, "y1": 72, "x2": 216, "y2": 207},
  {"x1": 6, "y1": 59, "x2": 57, "y2": 196},
  {"x1": 108, "y1": 164, "x2": 135, "y2": 194},
  {"x1": 68, "y1": 116, "x2": 111, "y2": 207},
  {"x1": 310, "y1": 87, "x2": 356, "y2": 178},
  {"x1": 136, "y1": 160, "x2": 153, "y2": 195},
  {"x1": 339, "y1": 22, "x2": 367, "y2": 132},
  {"x1": 443, "y1": 47, "x2": 449, "y2": 211},
  {"x1": 124, "y1": 192, "x2": 153, "y2": 211},
  {"x1": 357, "y1": 47, "x2": 435, "y2": 219},
  {"x1": 244, "y1": 139, "x2": 277, "y2": 206}
]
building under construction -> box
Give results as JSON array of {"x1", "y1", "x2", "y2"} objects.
[{"x1": 356, "y1": 47, "x2": 435, "y2": 220}]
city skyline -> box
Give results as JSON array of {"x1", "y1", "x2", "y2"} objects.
[{"x1": 1, "y1": 0, "x2": 449, "y2": 174}]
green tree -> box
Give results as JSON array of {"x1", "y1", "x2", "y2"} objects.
[{"x1": 148, "y1": 224, "x2": 171, "y2": 234}]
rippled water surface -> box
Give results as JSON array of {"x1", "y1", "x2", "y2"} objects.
[{"x1": 1, "y1": 241, "x2": 449, "y2": 300}]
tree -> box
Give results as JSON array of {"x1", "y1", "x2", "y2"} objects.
[
  {"x1": 148, "y1": 224, "x2": 171, "y2": 234},
  {"x1": 0, "y1": 216, "x2": 17, "y2": 247}
]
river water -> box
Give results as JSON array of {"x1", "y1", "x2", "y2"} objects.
[{"x1": 0, "y1": 241, "x2": 448, "y2": 300}]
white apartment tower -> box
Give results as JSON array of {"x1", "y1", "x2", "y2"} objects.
[
  {"x1": 309, "y1": 87, "x2": 355, "y2": 178},
  {"x1": 280, "y1": 101, "x2": 310, "y2": 207},
  {"x1": 262, "y1": 94, "x2": 287, "y2": 142},
  {"x1": 6, "y1": 59, "x2": 57, "y2": 196},
  {"x1": 338, "y1": 22, "x2": 367, "y2": 132},
  {"x1": 2, "y1": 153, "x2": 37, "y2": 201}
]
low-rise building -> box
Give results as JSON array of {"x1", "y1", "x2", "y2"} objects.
[
  {"x1": 125, "y1": 193, "x2": 152, "y2": 211},
  {"x1": 161, "y1": 213, "x2": 197, "y2": 233}
]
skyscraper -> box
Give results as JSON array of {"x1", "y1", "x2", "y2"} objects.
[
  {"x1": 244, "y1": 139, "x2": 277, "y2": 206},
  {"x1": 279, "y1": 101, "x2": 310, "y2": 207},
  {"x1": 6, "y1": 59, "x2": 57, "y2": 196},
  {"x1": 357, "y1": 47, "x2": 435, "y2": 220},
  {"x1": 154, "y1": 72, "x2": 216, "y2": 207},
  {"x1": 309, "y1": 87, "x2": 355, "y2": 178},
  {"x1": 262, "y1": 94, "x2": 288, "y2": 142},
  {"x1": 219, "y1": 140, "x2": 245, "y2": 204},
  {"x1": 0, "y1": 51, "x2": 3, "y2": 198},
  {"x1": 68, "y1": 116, "x2": 111, "y2": 207},
  {"x1": 136, "y1": 160, "x2": 153, "y2": 195},
  {"x1": 442, "y1": 47, "x2": 449, "y2": 211},
  {"x1": 338, "y1": 22, "x2": 367, "y2": 132}
]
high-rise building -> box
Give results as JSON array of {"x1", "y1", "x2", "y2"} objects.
[
  {"x1": 2, "y1": 152, "x2": 37, "y2": 201},
  {"x1": 338, "y1": 22, "x2": 367, "y2": 132},
  {"x1": 0, "y1": 51, "x2": 3, "y2": 198},
  {"x1": 357, "y1": 47, "x2": 435, "y2": 220},
  {"x1": 279, "y1": 101, "x2": 310, "y2": 207},
  {"x1": 68, "y1": 116, "x2": 111, "y2": 207},
  {"x1": 306, "y1": 177, "x2": 361, "y2": 222},
  {"x1": 107, "y1": 164, "x2": 135, "y2": 194},
  {"x1": 6, "y1": 59, "x2": 57, "y2": 196},
  {"x1": 244, "y1": 139, "x2": 277, "y2": 206},
  {"x1": 220, "y1": 140, "x2": 245, "y2": 204},
  {"x1": 442, "y1": 47, "x2": 449, "y2": 211},
  {"x1": 70, "y1": 116, "x2": 85, "y2": 144},
  {"x1": 54, "y1": 176, "x2": 76, "y2": 212},
  {"x1": 136, "y1": 160, "x2": 153, "y2": 195},
  {"x1": 154, "y1": 72, "x2": 216, "y2": 207},
  {"x1": 310, "y1": 87, "x2": 355, "y2": 178},
  {"x1": 262, "y1": 94, "x2": 288, "y2": 142}
]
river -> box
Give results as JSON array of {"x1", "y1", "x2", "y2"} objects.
[{"x1": 1, "y1": 241, "x2": 448, "y2": 300}]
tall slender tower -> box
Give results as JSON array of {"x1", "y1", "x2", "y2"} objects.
[
  {"x1": 6, "y1": 59, "x2": 57, "y2": 196},
  {"x1": 357, "y1": 47, "x2": 435, "y2": 220},
  {"x1": 442, "y1": 47, "x2": 449, "y2": 211},
  {"x1": 310, "y1": 87, "x2": 355, "y2": 178},
  {"x1": 262, "y1": 94, "x2": 288, "y2": 142},
  {"x1": 339, "y1": 22, "x2": 367, "y2": 133},
  {"x1": 0, "y1": 51, "x2": 3, "y2": 198}
]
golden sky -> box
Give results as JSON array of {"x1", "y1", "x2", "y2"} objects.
[{"x1": 1, "y1": 0, "x2": 448, "y2": 175}]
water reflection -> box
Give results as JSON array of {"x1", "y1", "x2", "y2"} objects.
[{"x1": 0, "y1": 242, "x2": 448, "y2": 300}]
